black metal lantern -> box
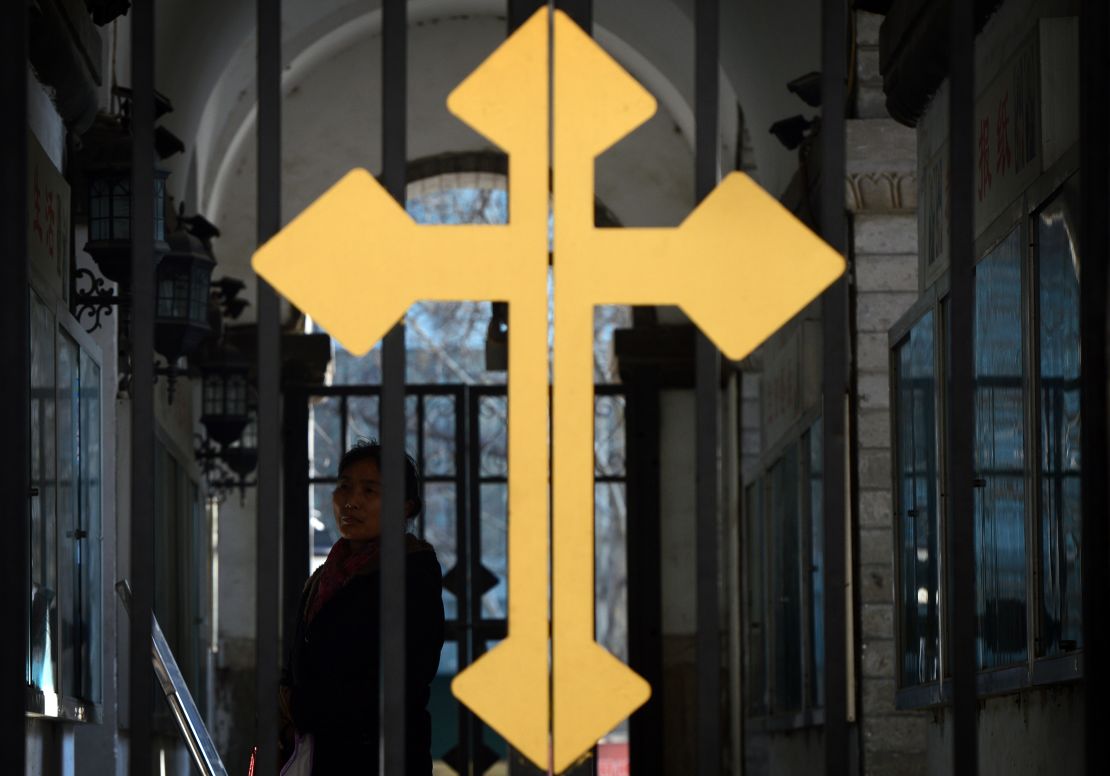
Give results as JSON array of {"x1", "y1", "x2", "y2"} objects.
[
  {"x1": 221, "y1": 415, "x2": 259, "y2": 482},
  {"x1": 198, "y1": 343, "x2": 251, "y2": 448},
  {"x1": 154, "y1": 215, "x2": 217, "y2": 366},
  {"x1": 81, "y1": 112, "x2": 171, "y2": 284}
]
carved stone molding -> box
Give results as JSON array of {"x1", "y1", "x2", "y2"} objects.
[
  {"x1": 846, "y1": 118, "x2": 918, "y2": 213},
  {"x1": 846, "y1": 170, "x2": 918, "y2": 212}
]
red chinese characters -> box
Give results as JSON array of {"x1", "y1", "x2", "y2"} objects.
[
  {"x1": 996, "y1": 93, "x2": 1013, "y2": 175},
  {"x1": 32, "y1": 167, "x2": 43, "y2": 243},
  {"x1": 44, "y1": 189, "x2": 57, "y2": 259},
  {"x1": 977, "y1": 117, "x2": 992, "y2": 202}
]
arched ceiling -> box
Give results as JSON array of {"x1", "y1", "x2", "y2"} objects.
[{"x1": 142, "y1": 0, "x2": 823, "y2": 317}]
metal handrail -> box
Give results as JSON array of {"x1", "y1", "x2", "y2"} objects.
[{"x1": 116, "y1": 580, "x2": 228, "y2": 776}]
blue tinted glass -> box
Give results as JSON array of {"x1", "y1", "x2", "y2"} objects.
[
  {"x1": 1037, "y1": 183, "x2": 1082, "y2": 656},
  {"x1": 28, "y1": 292, "x2": 58, "y2": 693},
  {"x1": 974, "y1": 228, "x2": 1028, "y2": 669},
  {"x1": 771, "y1": 444, "x2": 802, "y2": 712},
  {"x1": 808, "y1": 417, "x2": 825, "y2": 706},
  {"x1": 745, "y1": 483, "x2": 767, "y2": 715},
  {"x1": 80, "y1": 352, "x2": 102, "y2": 703},
  {"x1": 896, "y1": 310, "x2": 940, "y2": 685}
]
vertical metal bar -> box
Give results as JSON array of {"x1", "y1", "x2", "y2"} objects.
[
  {"x1": 509, "y1": 0, "x2": 546, "y2": 34},
  {"x1": 417, "y1": 394, "x2": 426, "y2": 537},
  {"x1": 282, "y1": 390, "x2": 309, "y2": 655},
  {"x1": 1, "y1": 1, "x2": 28, "y2": 770},
  {"x1": 820, "y1": 1, "x2": 850, "y2": 774},
  {"x1": 469, "y1": 389, "x2": 488, "y2": 764},
  {"x1": 255, "y1": 0, "x2": 282, "y2": 773},
  {"x1": 948, "y1": 1, "x2": 977, "y2": 774},
  {"x1": 341, "y1": 394, "x2": 349, "y2": 449},
  {"x1": 380, "y1": 2, "x2": 408, "y2": 774},
  {"x1": 554, "y1": 0, "x2": 591, "y2": 31},
  {"x1": 456, "y1": 387, "x2": 474, "y2": 772},
  {"x1": 694, "y1": 2, "x2": 721, "y2": 775},
  {"x1": 1080, "y1": 2, "x2": 1110, "y2": 774},
  {"x1": 129, "y1": 1, "x2": 156, "y2": 772},
  {"x1": 626, "y1": 377, "x2": 663, "y2": 776}
]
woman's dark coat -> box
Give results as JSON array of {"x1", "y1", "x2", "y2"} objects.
[{"x1": 281, "y1": 535, "x2": 445, "y2": 775}]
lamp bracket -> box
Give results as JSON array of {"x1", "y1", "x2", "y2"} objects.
[{"x1": 73, "y1": 267, "x2": 123, "y2": 333}]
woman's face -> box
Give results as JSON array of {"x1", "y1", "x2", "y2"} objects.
[{"x1": 332, "y1": 457, "x2": 382, "y2": 544}]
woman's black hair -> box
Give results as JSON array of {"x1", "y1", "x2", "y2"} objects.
[{"x1": 337, "y1": 440, "x2": 423, "y2": 519}]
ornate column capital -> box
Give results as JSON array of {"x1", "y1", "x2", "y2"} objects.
[{"x1": 846, "y1": 118, "x2": 917, "y2": 212}]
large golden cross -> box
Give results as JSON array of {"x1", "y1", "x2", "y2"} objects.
[{"x1": 253, "y1": 9, "x2": 844, "y2": 772}]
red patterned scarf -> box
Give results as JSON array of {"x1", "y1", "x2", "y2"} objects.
[{"x1": 305, "y1": 538, "x2": 380, "y2": 623}]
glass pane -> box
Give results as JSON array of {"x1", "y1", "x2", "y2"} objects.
[
  {"x1": 423, "y1": 482, "x2": 458, "y2": 620},
  {"x1": 895, "y1": 311, "x2": 941, "y2": 686},
  {"x1": 157, "y1": 277, "x2": 175, "y2": 317},
  {"x1": 310, "y1": 396, "x2": 342, "y2": 478},
  {"x1": 346, "y1": 396, "x2": 378, "y2": 450},
  {"x1": 771, "y1": 444, "x2": 802, "y2": 712},
  {"x1": 1037, "y1": 183, "x2": 1082, "y2": 655},
  {"x1": 479, "y1": 483, "x2": 507, "y2": 618},
  {"x1": 807, "y1": 417, "x2": 825, "y2": 707},
  {"x1": 153, "y1": 444, "x2": 179, "y2": 655},
  {"x1": 346, "y1": 395, "x2": 417, "y2": 456},
  {"x1": 311, "y1": 483, "x2": 341, "y2": 563},
  {"x1": 28, "y1": 291, "x2": 57, "y2": 693},
  {"x1": 423, "y1": 395, "x2": 457, "y2": 477},
  {"x1": 57, "y1": 330, "x2": 79, "y2": 699},
  {"x1": 80, "y1": 351, "x2": 102, "y2": 702},
  {"x1": 595, "y1": 482, "x2": 627, "y2": 662},
  {"x1": 594, "y1": 394, "x2": 626, "y2": 478},
  {"x1": 594, "y1": 305, "x2": 632, "y2": 384},
  {"x1": 173, "y1": 273, "x2": 190, "y2": 318},
  {"x1": 331, "y1": 341, "x2": 383, "y2": 385},
  {"x1": 154, "y1": 177, "x2": 166, "y2": 241},
  {"x1": 744, "y1": 483, "x2": 767, "y2": 715},
  {"x1": 430, "y1": 641, "x2": 460, "y2": 766},
  {"x1": 478, "y1": 395, "x2": 508, "y2": 479},
  {"x1": 406, "y1": 301, "x2": 490, "y2": 382},
  {"x1": 974, "y1": 228, "x2": 1028, "y2": 669}
]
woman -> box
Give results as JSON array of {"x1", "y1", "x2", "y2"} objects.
[{"x1": 280, "y1": 442, "x2": 445, "y2": 774}]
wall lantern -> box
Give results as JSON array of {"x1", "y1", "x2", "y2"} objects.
[
  {"x1": 194, "y1": 282, "x2": 257, "y2": 500},
  {"x1": 154, "y1": 209, "x2": 218, "y2": 401},
  {"x1": 79, "y1": 107, "x2": 172, "y2": 289},
  {"x1": 198, "y1": 343, "x2": 252, "y2": 448},
  {"x1": 220, "y1": 414, "x2": 259, "y2": 494},
  {"x1": 196, "y1": 400, "x2": 258, "y2": 502}
]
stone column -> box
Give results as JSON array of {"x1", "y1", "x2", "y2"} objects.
[{"x1": 848, "y1": 17, "x2": 928, "y2": 769}]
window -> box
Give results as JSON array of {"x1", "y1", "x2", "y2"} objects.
[
  {"x1": 743, "y1": 415, "x2": 825, "y2": 721},
  {"x1": 973, "y1": 228, "x2": 1028, "y2": 670},
  {"x1": 744, "y1": 482, "x2": 767, "y2": 715},
  {"x1": 890, "y1": 173, "x2": 1083, "y2": 703},
  {"x1": 28, "y1": 289, "x2": 103, "y2": 715},
  {"x1": 1034, "y1": 182, "x2": 1081, "y2": 656},
  {"x1": 770, "y1": 443, "x2": 803, "y2": 712},
  {"x1": 807, "y1": 417, "x2": 825, "y2": 708},
  {"x1": 893, "y1": 310, "x2": 941, "y2": 687},
  {"x1": 153, "y1": 441, "x2": 210, "y2": 721}
]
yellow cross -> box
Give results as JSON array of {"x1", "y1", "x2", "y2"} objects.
[{"x1": 253, "y1": 9, "x2": 843, "y2": 772}]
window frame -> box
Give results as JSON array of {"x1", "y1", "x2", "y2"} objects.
[
  {"x1": 888, "y1": 289, "x2": 946, "y2": 702},
  {"x1": 741, "y1": 407, "x2": 826, "y2": 731},
  {"x1": 150, "y1": 429, "x2": 211, "y2": 736},
  {"x1": 890, "y1": 156, "x2": 1084, "y2": 711},
  {"x1": 25, "y1": 276, "x2": 104, "y2": 724}
]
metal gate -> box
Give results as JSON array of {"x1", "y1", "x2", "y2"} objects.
[{"x1": 290, "y1": 382, "x2": 627, "y2": 775}]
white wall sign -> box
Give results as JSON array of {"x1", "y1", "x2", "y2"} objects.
[
  {"x1": 917, "y1": 19, "x2": 1079, "y2": 287},
  {"x1": 28, "y1": 131, "x2": 70, "y2": 301}
]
